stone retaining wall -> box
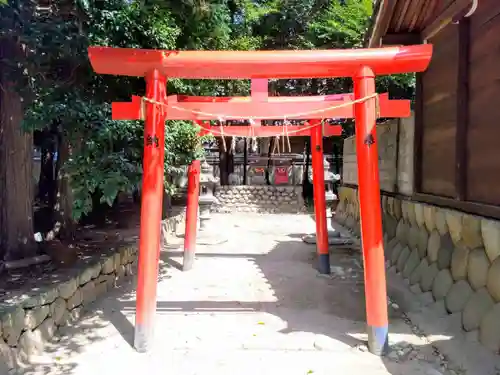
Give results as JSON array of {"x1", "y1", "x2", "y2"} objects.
[
  {"x1": 342, "y1": 115, "x2": 415, "y2": 196},
  {"x1": 335, "y1": 186, "x2": 500, "y2": 355},
  {"x1": 0, "y1": 212, "x2": 185, "y2": 371},
  {"x1": 213, "y1": 185, "x2": 305, "y2": 214}
]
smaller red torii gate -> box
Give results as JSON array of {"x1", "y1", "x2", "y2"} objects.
[
  {"x1": 112, "y1": 79, "x2": 410, "y2": 276},
  {"x1": 88, "y1": 44, "x2": 432, "y2": 356}
]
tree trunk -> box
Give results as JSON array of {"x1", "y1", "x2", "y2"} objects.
[
  {"x1": 303, "y1": 139, "x2": 311, "y2": 182},
  {"x1": 218, "y1": 136, "x2": 229, "y2": 186},
  {"x1": 54, "y1": 134, "x2": 75, "y2": 240},
  {"x1": 266, "y1": 137, "x2": 275, "y2": 185},
  {"x1": 227, "y1": 147, "x2": 234, "y2": 178},
  {"x1": 302, "y1": 139, "x2": 313, "y2": 203},
  {"x1": 162, "y1": 190, "x2": 172, "y2": 219},
  {"x1": 0, "y1": 82, "x2": 36, "y2": 260},
  {"x1": 39, "y1": 147, "x2": 56, "y2": 206}
]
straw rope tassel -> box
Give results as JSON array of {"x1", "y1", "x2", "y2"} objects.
[
  {"x1": 219, "y1": 119, "x2": 227, "y2": 152},
  {"x1": 286, "y1": 123, "x2": 291, "y2": 153},
  {"x1": 281, "y1": 124, "x2": 285, "y2": 154}
]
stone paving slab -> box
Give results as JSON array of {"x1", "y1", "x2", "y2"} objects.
[{"x1": 19, "y1": 214, "x2": 453, "y2": 375}]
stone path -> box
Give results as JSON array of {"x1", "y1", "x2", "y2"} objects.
[{"x1": 23, "y1": 214, "x2": 452, "y2": 375}]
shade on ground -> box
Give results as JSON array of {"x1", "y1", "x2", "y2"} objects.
[{"x1": 25, "y1": 214, "x2": 446, "y2": 375}]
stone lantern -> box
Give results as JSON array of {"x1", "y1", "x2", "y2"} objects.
[
  {"x1": 197, "y1": 159, "x2": 227, "y2": 245},
  {"x1": 198, "y1": 160, "x2": 216, "y2": 229},
  {"x1": 303, "y1": 157, "x2": 352, "y2": 246},
  {"x1": 323, "y1": 156, "x2": 337, "y2": 222},
  {"x1": 307, "y1": 156, "x2": 337, "y2": 221}
]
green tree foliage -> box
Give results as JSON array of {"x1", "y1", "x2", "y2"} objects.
[
  {"x1": 13, "y1": 0, "x2": 210, "y2": 221},
  {"x1": 2, "y1": 0, "x2": 415, "y2": 229},
  {"x1": 308, "y1": 0, "x2": 373, "y2": 48}
]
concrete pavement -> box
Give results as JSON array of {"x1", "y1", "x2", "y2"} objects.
[{"x1": 22, "y1": 214, "x2": 451, "y2": 375}]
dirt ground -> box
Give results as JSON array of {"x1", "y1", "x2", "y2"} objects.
[{"x1": 20, "y1": 213, "x2": 455, "y2": 375}]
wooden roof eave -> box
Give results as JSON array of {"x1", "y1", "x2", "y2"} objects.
[
  {"x1": 366, "y1": 0, "x2": 477, "y2": 47},
  {"x1": 366, "y1": 0, "x2": 399, "y2": 48}
]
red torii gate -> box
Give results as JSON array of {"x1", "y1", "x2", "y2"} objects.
[{"x1": 88, "y1": 45, "x2": 432, "y2": 356}]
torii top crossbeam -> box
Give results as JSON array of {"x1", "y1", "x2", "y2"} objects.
[{"x1": 88, "y1": 45, "x2": 432, "y2": 79}]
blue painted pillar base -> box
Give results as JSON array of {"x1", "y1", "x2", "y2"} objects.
[
  {"x1": 183, "y1": 250, "x2": 195, "y2": 272},
  {"x1": 318, "y1": 253, "x2": 330, "y2": 275},
  {"x1": 134, "y1": 323, "x2": 152, "y2": 353},
  {"x1": 367, "y1": 325, "x2": 389, "y2": 356}
]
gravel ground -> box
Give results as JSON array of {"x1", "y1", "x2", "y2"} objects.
[{"x1": 21, "y1": 214, "x2": 455, "y2": 375}]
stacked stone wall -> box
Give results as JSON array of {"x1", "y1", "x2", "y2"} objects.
[
  {"x1": 342, "y1": 115, "x2": 415, "y2": 195},
  {"x1": 0, "y1": 249, "x2": 138, "y2": 369},
  {"x1": 0, "y1": 212, "x2": 185, "y2": 371},
  {"x1": 213, "y1": 185, "x2": 305, "y2": 214},
  {"x1": 336, "y1": 186, "x2": 500, "y2": 354}
]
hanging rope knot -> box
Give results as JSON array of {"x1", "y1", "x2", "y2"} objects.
[{"x1": 142, "y1": 95, "x2": 168, "y2": 119}]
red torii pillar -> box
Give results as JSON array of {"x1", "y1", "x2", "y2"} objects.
[
  {"x1": 182, "y1": 124, "x2": 211, "y2": 272},
  {"x1": 133, "y1": 70, "x2": 166, "y2": 354},
  {"x1": 309, "y1": 119, "x2": 330, "y2": 273},
  {"x1": 88, "y1": 45, "x2": 432, "y2": 355},
  {"x1": 183, "y1": 159, "x2": 201, "y2": 271}
]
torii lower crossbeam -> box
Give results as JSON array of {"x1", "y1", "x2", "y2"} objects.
[
  {"x1": 195, "y1": 124, "x2": 342, "y2": 137},
  {"x1": 112, "y1": 92, "x2": 409, "y2": 121}
]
